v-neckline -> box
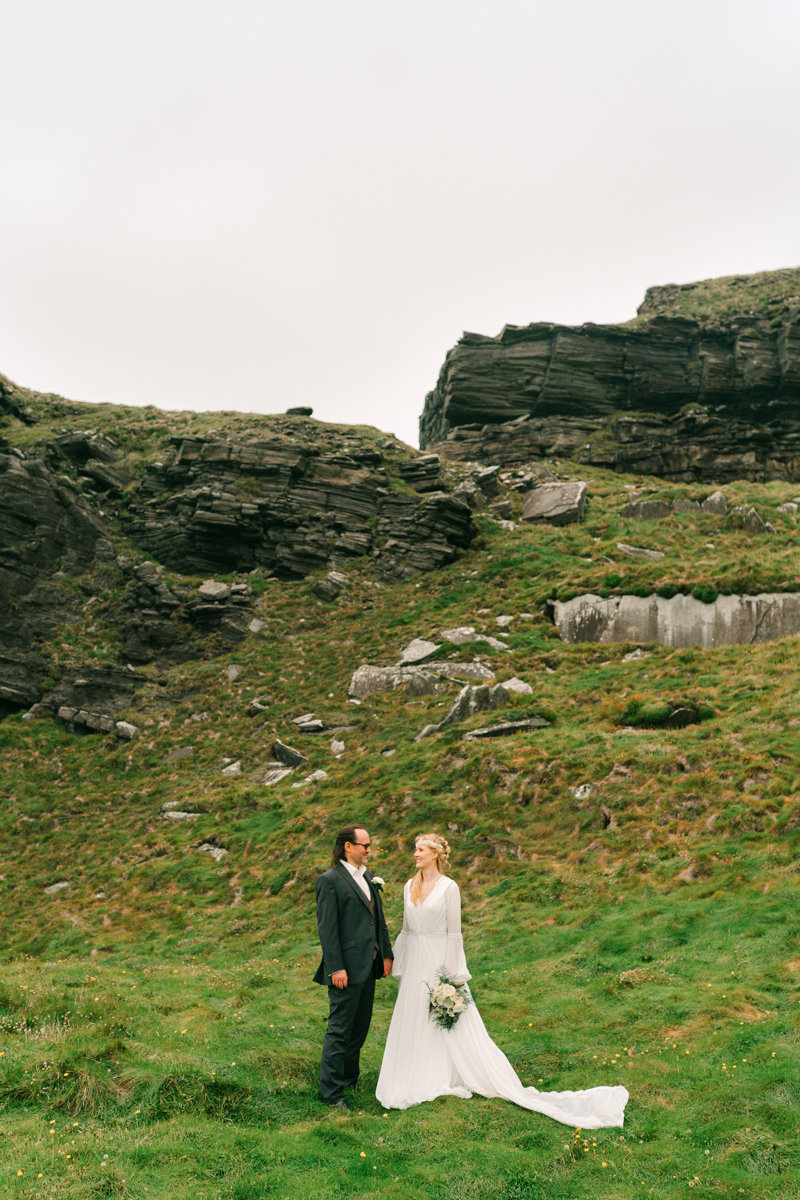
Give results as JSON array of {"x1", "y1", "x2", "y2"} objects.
[{"x1": 419, "y1": 874, "x2": 445, "y2": 906}]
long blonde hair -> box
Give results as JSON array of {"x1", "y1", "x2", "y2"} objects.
[{"x1": 409, "y1": 832, "x2": 451, "y2": 905}]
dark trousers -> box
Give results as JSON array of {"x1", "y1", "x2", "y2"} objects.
[{"x1": 319, "y1": 973, "x2": 376, "y2": 1104}]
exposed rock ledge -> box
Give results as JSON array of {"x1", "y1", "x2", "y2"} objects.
[
  {"x1": 554, "y1": 592, "x2": 800, "y2": 649},
  {"x1": 125, "y1": 437, "x2": 474, "y2": 581},
  {"x1": 420, "y1": 268, "x2": 800, "y2": 482}
]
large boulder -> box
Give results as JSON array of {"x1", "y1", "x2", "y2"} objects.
[{"x1": 522, "y1": 481, "x2": 587, "y2": 526}]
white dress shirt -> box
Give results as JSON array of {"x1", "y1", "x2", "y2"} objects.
[{"x1": 342, "y1": 859, "x2": 371, "y2": 900}]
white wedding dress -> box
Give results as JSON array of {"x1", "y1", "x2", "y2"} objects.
[{"x1": 375, "y1": 876, "x2": 628, "y2": 1128}]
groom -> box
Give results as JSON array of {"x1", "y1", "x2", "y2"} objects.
[{"x1": 313, "y1": 824, "x2": 393, "y2": 1113}]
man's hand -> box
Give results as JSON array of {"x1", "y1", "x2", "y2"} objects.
[
  {"x1": 382, "y1": 958, "x2": 392, "y2": 978},
  {"x1": 330, "y1": 970, "x2": 348, "y2": 989}
]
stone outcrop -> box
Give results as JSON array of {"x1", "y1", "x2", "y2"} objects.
[
  {"x1": 553, "y1": 592, "x2": 800, "y2": 649},
  {"x1": 415, "y1": 682, "x2": 510, "y2": 740},
  {"x1": 124, "y1": 437, "x2": 474, "y2": 582},
  {"x1": 521, "y1": 481, "x2": 587, "y2": 526},
  {"x1": 349, "y1": 660, "x2": 495, "y2": 700},
  {"x1": 0, "y1": 452, "x2": 107, "y2": 633},
  {"x1": 420, "y1": 268, "x2": 800, "y2": 483}
]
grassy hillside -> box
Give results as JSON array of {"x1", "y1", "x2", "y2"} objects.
[
  {"x1": 633, "y1": 265, "x2": 800, "y2": 324},
  {"x1": 1, "y1": 394, "x2": 799, "y2": 1198}
]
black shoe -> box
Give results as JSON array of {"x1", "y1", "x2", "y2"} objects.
[{"x1": 331, "y1": 1099, "x2": 350, "y2": 1115}]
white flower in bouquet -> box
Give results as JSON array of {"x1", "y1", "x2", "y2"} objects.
[{"x1": 426, "y1": 971, "x2": 473, "y2": 1031}]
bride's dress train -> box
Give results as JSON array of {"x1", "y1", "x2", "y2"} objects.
[{"x1": 376, "y1": 876, "x2": 628, "y2": 1129}]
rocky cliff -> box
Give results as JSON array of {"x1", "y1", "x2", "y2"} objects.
[
  {"x1": 0, "y1": 383, "x2": 475, "y2": 724},
  {"x1": 420, "y1": 267, "x2": 800, "y2": 482}
]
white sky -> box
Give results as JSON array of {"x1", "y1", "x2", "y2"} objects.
[{"x1": 2, "y1": 0, "x2": 799, "y2": 448}]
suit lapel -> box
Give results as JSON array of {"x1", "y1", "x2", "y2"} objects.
[{"x1": 337, "y1": 861, "x2": 374, "y2": 913}]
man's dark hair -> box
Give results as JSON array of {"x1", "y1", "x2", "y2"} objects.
[{"x1": 332, "y1": 824, "x2": 366, "y2": 867}]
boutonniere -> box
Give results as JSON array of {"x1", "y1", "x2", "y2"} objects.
[{"x1": 371, "y1": 876, "x2": 385, "y2": 892}]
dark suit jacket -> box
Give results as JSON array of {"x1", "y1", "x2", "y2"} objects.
[{"x1": 313, "y1": 863, "x2": 393, "y2": 986}]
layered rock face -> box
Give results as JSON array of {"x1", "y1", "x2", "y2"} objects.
[
  {"x1": 420, "y1": 269, "x2": 800, "y2": 482},
  {"x1": 554, "y1": 592, "x2": 800, "y2": 649},
  {"x1": 125, "y1": 437, "x2": 473, "y2": 582}
]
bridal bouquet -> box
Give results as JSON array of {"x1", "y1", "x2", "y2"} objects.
[{"x1": 426, "y1": 972, "x2": 472, "y2": 1031}]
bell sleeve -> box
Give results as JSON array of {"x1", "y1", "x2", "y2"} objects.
[
  {"x1": 390, "y1": 881, "x2": 410, "y2": 981},
  {"x1": 443, "y1": 880, "x2": 472, "y2": 983}
]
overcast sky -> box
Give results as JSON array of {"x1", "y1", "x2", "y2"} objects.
[{"x1": 2, "y1": 0, "x2": 799, "y2": 447}]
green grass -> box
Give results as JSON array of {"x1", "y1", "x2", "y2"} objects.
[
  {"x1": 1, "y1": 386, "x2": 800, "y2": 1196},
  {"x1": 630, "y1": 265, "x2": 800, "y2": 324},
  {"x1": 1, "y1": 885, "x2": 798, "y2": 1198}
]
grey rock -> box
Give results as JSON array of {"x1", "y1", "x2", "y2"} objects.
[
  {"x1": 55, "y1": 431, "x2": 119, "y2": 464},
  {"x1": 495, "y1": 615, "x2": 514, "y2": 626},
  {"x1": 403, "y1": 672, "x2": 445, "y2": 698},
  {"x1": 226, "y1": 664, "x2": 243, "y2": 681},
  {"x1": 622, "y1": 649, "x2": 650, "y2": 662},
  {"x1": 247, "y1": 697, "x2": 270, "y2": 716},
  {"x1": 292, "y1": 768, "x2": 328, "y2": 787},
  {"x1": 248, "y1": 617, "x2": 265, "y2": 632},
  {"x1": 55, "y1": 705, "x2": 116, "y2": 734},
  {"x1": 490, "y1": 500, "x2": 513, "y2": 520},
  {"x1": 396, "y1": 454, "x2": 445, "y2": 492},
  {"x1": 197, "y1": 843, "x2": 228, "y2": 862},
  {"x1": 742, "y1": 507, "x2": 769, "y2": 534},
  {"x1": 475, "y1": 465, "x2": 501, "y2": 499},
  {"x1": 198, "y1": 580, "x2": 231, "y2": 601},
  {"x1": 221, "y1": 760, "x2": 242, "y2": 776},
  {"x1": 435, "y1": 662, "x2": 496, "y2": 682},
  {"x1": 439, "y1": 626, "x2": 510, "y2": 651},
  {"x1": 415, "y1": 682, "x2": 510, "y2": 740},
  {"x1": 330, "y1": 738, "x2": 345, "y2": 756},
  {"x1": 778, "y1": 501, "x2": 798, "y2": 515},
  {"x1": 554, "y1": 591, "x2": 800, "y2": 648},
  {"x1": 348, "y1": 659, "x2": 495, "y2": 700},
  {"x1": 258, "y1": 766, "x2": 295, "y2": 786},
  {"x1": 80, "y1": 459, "x2": 131, "y2": 495},
  {"x1": 571, "y1": 783, "x2": 593, "y2": 800},
  {"x1": 312, "y1": 571, "x2": 348, "y2": 602},
  {"x1": 440, "y1": 625, "x2": 478, "y2": 644},
  {"x1": 349, "y1": 666, "x2": 406, "y2": 698},
  {"x1": 44, "y1": 880, "x2": 70, "y2": 895},
  {"x1": 398, "y1": 638, "x2": 440, "y2": 664},
  {"x1": 452, "y1": 479, "x2": 486, "y2": 510},
  {"x1": 286, "y1": 406, "x2": 313, "y2": 416},
  {"x1": 622, "y1": 498, "x2": 670, "y2": 520},
  {"x1": 463, "y1": 717, "x2": 550, "y2": 740},
  {"x1": 115, "y1": 721, "x2": 138, "y2": 740},
  {"x1": 616, "y1": 542, "x2": 665, "y2": 560},
  {"x1": 502, "y1": 677, "x2": 533, "y2": 694},
  {"x1": 522, "y1": 481, "x2": 587, "y2": 526},
  {"x1": 162, "y1": 810, "x2": 202, "y2": 821},
  {"x1": 701, "y1": 490, "x2": 728, "y2": 515},
  {"x1": 273, "y1": 738, "x2": 308, "y2": 767},
  {"x1": 672, "y1": 498, "x2": 701, "y2": 513}
]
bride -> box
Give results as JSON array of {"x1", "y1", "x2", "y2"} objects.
[{"x1": 375, "y1": 833, "x2": 628, "y2": 1128}]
